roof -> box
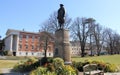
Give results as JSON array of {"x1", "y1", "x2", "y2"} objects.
[
  {"x1": 5, "y1": 29, "x2": 55, "y2": 40},
  {"x1": 6, "y1": 29, "x2": 39, "y2": 35}
]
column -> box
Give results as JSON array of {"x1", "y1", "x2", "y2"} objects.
[
  {"x1": 16, "y1": 35, "x2": 19, "y2": 51},
  {"x1": 55, "y1": 29, "x2": 71, "y2": 64},
  {"x1": 10, "y1": 35, "x2": 13, "y2": 51}
]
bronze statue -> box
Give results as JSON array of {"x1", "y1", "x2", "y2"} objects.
[{"x1": 57, "y1": 4, "x2": 65, "y2": 29}]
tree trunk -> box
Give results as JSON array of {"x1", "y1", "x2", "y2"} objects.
[{"x1": 81, "y1": 46, "x2": 85, "y2": 57}]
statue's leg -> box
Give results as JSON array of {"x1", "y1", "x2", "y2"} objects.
[
  {"x1": 60, "y1": 24, "x2": 61, "y2": 29},
  {"x1": 61, "y1": 24, "x2": 62, "y2": 29},
  {"x1": 62, "y1": 24, "x2": 63, "y2": 29}
]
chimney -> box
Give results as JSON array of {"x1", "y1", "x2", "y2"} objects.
[
  {"x1": 39, "y1": 30, "x2": 40, "y2": 32},
  {"x1": 22, "y1": 29, "x2": 25, "y2": 31}
]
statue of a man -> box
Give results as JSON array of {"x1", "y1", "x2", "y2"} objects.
[{"x1": 57, "y1": 4, "x2": 65, "y2": 29}]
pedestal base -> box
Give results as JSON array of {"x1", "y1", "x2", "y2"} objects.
[
  {"x1": 64, "y1": 61, "x2": 72, "y2": 65},
  {"x1": 54, "y1": 29, "x2": 71, "y2": 64}
]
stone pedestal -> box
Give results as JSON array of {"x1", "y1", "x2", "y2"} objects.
[{"x1": 54, "y1": 29, "x2": 71, "y2": 64}]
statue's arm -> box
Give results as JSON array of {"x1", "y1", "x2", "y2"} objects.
[{"x1": 62, "y1": 8, "x2": 65, "y2": 17}]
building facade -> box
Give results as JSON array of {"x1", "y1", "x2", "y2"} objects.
[
  {"x1": 70, "y1": 41, "x2": 94, "y2": 56},
  {"x1": 4, "y1": 29, "x2": 54, "y2": 57},
  {"x1": 70, "y1": 41, "x2": 81, "y2": 56}
]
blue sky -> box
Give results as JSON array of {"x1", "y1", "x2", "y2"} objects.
[{"x1": 0, "y1": 0, "x2": 120, "y2": 39}]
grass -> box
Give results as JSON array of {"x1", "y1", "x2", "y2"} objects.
[
  {"x1": 0, "y1": 56, "x2": 38, "y2": 69},
  {"x1": 0, "y1": 56, "x2": 37, "y2": 60},
  {"x1": 72, "y1": 54, "x2": 120, "y2": 65},
  {"x1": 0, "y1": 55, "x2": 119, "y2": 72},
  {"x1": 0, "y1": 60, "x2": 19, "y2": 74},
  {"x1": 0, "y1": 60, "x2": 18, "y2": 69},
  {"x1": 0, "y1": 70, "x2": 2, "y2": 74}
]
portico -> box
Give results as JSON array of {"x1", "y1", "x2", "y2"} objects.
[{"x1": 5, "y1": 29, "x2": 19, "y2": 56}]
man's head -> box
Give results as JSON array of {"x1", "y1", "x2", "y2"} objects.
[{"x1": 60, "y1": 4, "x2": 64, "y2": 7}]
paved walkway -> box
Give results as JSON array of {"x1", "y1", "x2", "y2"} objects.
[
  {"x1": 1, "y1": 68, "x2": 120, "y2": 75},
  {"x1": 1, "y1": 68, "x2": 29, "y2": 75},
  {"x1": 104, "y1": 72, "x2": 120, "y2": 75},
  {"x1": 79, "y1": 72, "x2": 120, "y2": 75}
]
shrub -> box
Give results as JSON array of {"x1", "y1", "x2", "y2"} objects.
[
  {"x1": 29, "y1": 58, "x2": 77, "y2": 75},
  {"x1": 13, "y1": 57, "x2": 39, "y2": 72},
  {"x1": 117, "y1": 65, "x2": 120, "y2": 72},
  {"x1": 72, "y1": 61, "x2": 83, "y2": 72},
  {"x1": 40, "y1": 57, "x2": 48, "y2": 66},
  {"x1": 47, "y1": 57, "x2": 53, "y2": 63},
  {"x1": 30, "y1": 67, "x2": 56, "y2": 75},
  {"x1": 72, "y1": 61, "x2": 78, "y2": 68},
  {"x1": 83, "y1": 59, "x2": 92, "y2": 65},
  {"x1": 47, "y1": 63, "x2": 55, "y2": 72},
  {"x1": 40, "y1": 57, "x2": 53, "y2": 66},
  {"x1": 62, "y1": 65, "x2": 77, "y2": 75},
  {"x1": 77, "y1": 62, "x2": 83, "y2": 72},
  {"x1": 91, "y1": 60, "x2": 118, "y2": 72},
  {"x1": 104, "y1": 63, "x2": 118, "y2": 72},
  {"x1": 91, "y1": 60, "x2": 100, "y2": 64},
  {"x1": 27, "y1": 57, "x2": 38, "y2": 63},
  {"x1": 72, "y1": 60, "x2": 119, "y2": 73},
  {"x1": 97, "y1": 61, "x2": 106, "y2": 70},
  {"x1": 53, "y1": 57, "x2": 64, "y2": 69},
  {"x1": 30, "y1": 67, "x2": 47, "y2": 75},
  {"x1": 3, "y1": 50, "x2": 8, "y2": 55},
  {"x1": 3, "y1": 51, "x2": 12, "y2": 56}
]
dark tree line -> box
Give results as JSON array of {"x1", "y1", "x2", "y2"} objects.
[{"x1": 40, "y1": 12, "x2": 120, "y2": 57}]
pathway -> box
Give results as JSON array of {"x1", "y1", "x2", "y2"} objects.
[
  {"x1": 1, "y1": 68, "x2": 29, "y2": 75},
  {"x1": 79, "y1": 72, "x2": 120, "y2": 75},
  {"x1": 1, "y1": 68, "x2": 120, "y2": 75}
]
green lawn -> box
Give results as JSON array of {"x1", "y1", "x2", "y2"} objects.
[
  {"x1": 0, "y1": 55, "x2": 119, "y2": 70},
  {"x1": 0, "y1": 60, "x2": 19, "y2": 74},
  {"x1": 0, "y1": 60, "x2": 18, "y2": 69},
  {"x1": 0, "y1": 56, "x2": 38, "y2": 69},
  {"x1": 72, "y1": 54, "x2": 120, "y2": 65}
]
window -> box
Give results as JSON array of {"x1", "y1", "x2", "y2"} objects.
[
  {"x1": 48, "y1": 46, "x2": 51, "y2": 51},
  {"x1": 43, "y1": 53, "x2": 45, "y2": 55},
  {"x1": 37, "y1": 46, "x2": 40, "y2": 50},
  {"x1": 49, "y1": 53, "x2": 51, "y2": 56},
  {"x1": 19, "y1": 44, "x2": 22, "y2": 49},
  {"x1": 32, "y1": 36, "x2": 35, "y2": 42},
  {"x1": 32, "y1": 53, "x2": 34, "y2": 55},
  {"x1": 19, "y1": 52, "x2": 21, "y2": 55},
  {"x1": 38, "y1": 37, "x2": 40, "y2": 41},
  {"x1": 23, "y1": 35, "x2": 26, "y2": 38},
  {"x1": 26, "y1": 45, "x2": 28, "y2": 49},
  {"x1": 32, "y1": 45, "x2": 34, "y2": 50},
  {"x1": 35, "y1": 36, "x2": 37, "y2": 39},
  {"x1": 37, "y1": 53, "x2": 39, "y2": 56},
  {"x1": 19, "y1": 35, "x2": 23, "y2": 41},
  {"x1": 26, "y1": 35, "x2": 29, "y2": 41},
  {"x1": 26, "y1": 52, "x2": 28, "y2": 55},
  {"x1": 55, "y1": 48, "x2": 58, "y2": 55}
]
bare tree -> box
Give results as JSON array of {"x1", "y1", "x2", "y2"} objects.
[
  {"x1": 71, "y1": 17, "x2": 91, "y2": 57},
  {"x1": 39, "y1": 31, "x2": 54, "y2": 58},
  {"x1": 86, "y1": 18, "x2": 96, "y2": 56},
  {"x1": 115, "y1": 34, "x2": 120, "y2": 54},
  {"x1": 110, "y1": 33, "x2": 120, "y2": 54},
  {"x1": 104, "y1": 28, "x2": 116, "y2": 55},
  {"x1": 40, "y1": 11, "x2": 72, "y2": 33},
  {"x1": 92, "y1": 24, "x2": 106, "y2": 56}
]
